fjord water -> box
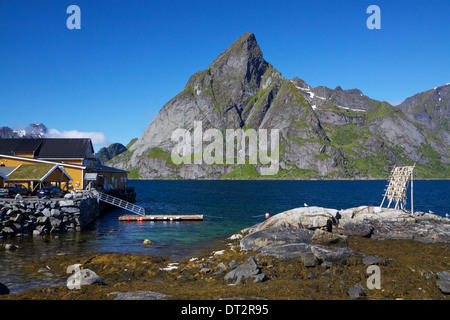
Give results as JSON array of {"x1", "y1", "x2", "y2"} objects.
[{"x1": 1, "y1": 180, "x2": 449, "y2": 293}]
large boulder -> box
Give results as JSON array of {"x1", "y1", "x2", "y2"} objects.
[
  {"x1": 310, "y1": 245, "x2": 354, "y2": 265},
  {"x1": 436, "y1": 271, "x2": 450, "y2": 294},
  {"x1": 67, "y1": 269, "x2": 103, "y2": 289},
  {"x1": 245, "y1": 206, "x2": 338, "y2": 233},
  {"x1": 312, "y1": 229, "x2": 348, "y2": 245},
  {"x1": 224, "y1": 256, "x2": 266, "y2": 284},
  {"x1": 238, "y1": 205, "x2": 450, "y2": 268},
  {"x1": 240, "y1": 228, "x2": 314, "y2": 251}
]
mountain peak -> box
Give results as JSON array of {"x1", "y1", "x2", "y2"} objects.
[{"x1": 208, "y1": 32, "x2": 265, "y2": 73}]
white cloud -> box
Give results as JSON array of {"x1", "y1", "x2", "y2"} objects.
[{"x1": 45, "y1": 129, "x2": 110, "y2": 146}]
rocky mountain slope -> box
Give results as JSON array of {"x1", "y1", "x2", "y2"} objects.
[{"x1": 109, "y1": 32, "x2": 449, "y2": 179}]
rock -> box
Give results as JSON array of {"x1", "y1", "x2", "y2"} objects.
[
  {"x1": 0, "y1": 282, "x2": 10, "y2": 295},
  {"x1": 362, "y1": 255, "x2": 389, "y2": 266},
  {"x1": 64, "y1": 193, "x2": 74, "y2": 200},
  {"x1": 216, "y1": 262, "x2": 227, "y2": 270},
  {"x1": 199, "y1": 267, "x2": 210, "y2": 274},
  {"x1": 67, "y1": 269, "x2": 103, "y2": 288},
  {"x1": 49, "y1": 217, "x2": 61, "y2": 228},
  {"x1": 334, "y1": 220, "x2": 374, "y2": 238},
  {"x1": 35, "y1": 225, "x2": 48, "y2": 234},
  {"x1": 253, "y1": 273, "x2": 266, "y2": 283},
  {"x1": 437, "y1": 271, "x2": 450, "y2": 280},
  {"x1": 32, "y1": 229, "x2": 41, "y2": 236},
  {"x1": 9, "y1": 222, "x2": 22, "y2": 233},
  {"x1": 436, "y1": 279, "x2": 450, "y2": 294},
  {"x1": 1, "y1": 227, "x2": 15, "y2": 237},
  {"x1": 301, "y1": 252, "x2": 318, "y2": 267},
  {"x1": 3, "y1": 244, "x2": 19, "y2": 250},
  {"x1": 59, "y1": 200, "x2": 74, "y2": 207},
  {"x1": 240, "y1": 228, "x2": 314, "y2": 251},
  {"x1": 348, "y1": 284, "x2": 366, "y2": 299},
  {"x1": 244, "y1": 206, "x2": 450, "y2": 245},
  {"x1": 61, "y1": 206, "x2": 80, "y2": 214},
  {"x1": 42, "y1": 208, "x2": 52, "y2": 217},
  {"x1": 109, "y1": 290, "x2": 172, "y2": 300},
  {"x1": 249, "y1": 207, "x2": 338, "y2": 232},
  {"x1": 312, "y1": 229, "x2": 348, "y2": 246},
  {"x1": 143, "y1": 239, "x2": 153, "y2": 245},
  {"x1": 10, "y1": 213, "x2": 23, "y2": 223},
  {"x1": 50, "y1": 209, "x2": 61, "y2": 217},
  {"x1": 260, "y1": 243, "x2": 311, "y2": 259},
  {"x1": 229, "y1": 233, "x2": 243, "y2": 240},
  {"x1": 311, "y1": 245, "x2": 354, "y2": 265},
  {"x1": 37, "y1": 216, "x2": 49, "y2": 225},
  {"x1": 224, "y1": 256, "x2": 263, "y2": 284}
]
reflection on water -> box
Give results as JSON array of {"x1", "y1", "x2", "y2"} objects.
[{"x1": 1, "y1": 179, "x2": 449, "y2": 294}]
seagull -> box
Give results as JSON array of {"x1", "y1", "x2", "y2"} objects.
[
  {"x1": 429, "y1": 210, "x2": 434, "y2": 214},
  {"x1": 304, "y1": 203, "x2": 308, "y2": 207},
  {"x1": 445, "y1": 213, "x2": 449, "y2": 218}
]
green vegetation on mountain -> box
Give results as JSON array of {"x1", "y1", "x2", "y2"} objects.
[{"x1": 106, "y1": 33, "x2": 449, "y2": 180}]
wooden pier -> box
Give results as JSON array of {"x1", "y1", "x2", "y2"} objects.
[{"x1": 119, "y1": 214, "x2": 204, "y2": 222}]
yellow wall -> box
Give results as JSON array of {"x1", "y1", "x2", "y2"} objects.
[
  {"x1": 53, "y1": 159, "x2": 83, "y2": 166},
  {"x1": 58, "y1": 166, "x2": 83, "y2": 190},
  {"x1": 97, "y1": 171, "x2": 128, "y2": 189},
  {"x1": 0, "y1": 156, "x2": 35, "y2": 167},
  {"x1": 14, "y1": 152, "x2": 35, "y2": 158},
  {"x1": 0, "y1": 156, "x2": 85, "y2": 191}
]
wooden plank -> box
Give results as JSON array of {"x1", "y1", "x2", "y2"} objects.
[{"x1": 119, "y1": 214, "x2": 204, "y2": 222}]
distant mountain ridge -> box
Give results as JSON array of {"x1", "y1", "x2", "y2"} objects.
[
  {"x1": 97, "y1": 143, "x2": 127, "y2": 164},
  {"x1": 0, "y1": 123, "x2": 48, "y2": 139},
  {"x1": 108, "y1": 32, "x2": 449, "y2": 179}
]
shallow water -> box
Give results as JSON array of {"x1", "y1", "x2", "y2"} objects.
[{"x1": 1, "y1": 179, "x2": 449, "y2": 293}]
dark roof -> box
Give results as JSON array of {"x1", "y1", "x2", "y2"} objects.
[
  {"x1": 0, "y1": 138, "x2": 94, "y2": 159},
  {"x1": 90, "y1": 164, "x2": 128, "y2": 173},
  {"x1": 0, "y1": 139, "x2": 42, "y2": 155}
]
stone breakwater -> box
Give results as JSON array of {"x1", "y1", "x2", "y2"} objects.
[{"x1": 0, "y1": 194, "x2": 100, "y2": 238}]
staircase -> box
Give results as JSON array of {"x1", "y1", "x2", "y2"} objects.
[{"x1": 93, "y1": 190, "x2": 145, "y2": 216}]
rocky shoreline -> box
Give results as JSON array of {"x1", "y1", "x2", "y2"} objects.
[{"x1": 1, "y1": 205, "x2": 449, "y2": 300}]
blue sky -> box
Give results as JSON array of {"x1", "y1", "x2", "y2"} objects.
[{"x1": 1, "y1": 0, "x2": 449, "y2": 151}]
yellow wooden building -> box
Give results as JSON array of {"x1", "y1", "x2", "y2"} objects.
[{"x1": 0, "y1": 138, "x2": 128, "y2": 192}]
